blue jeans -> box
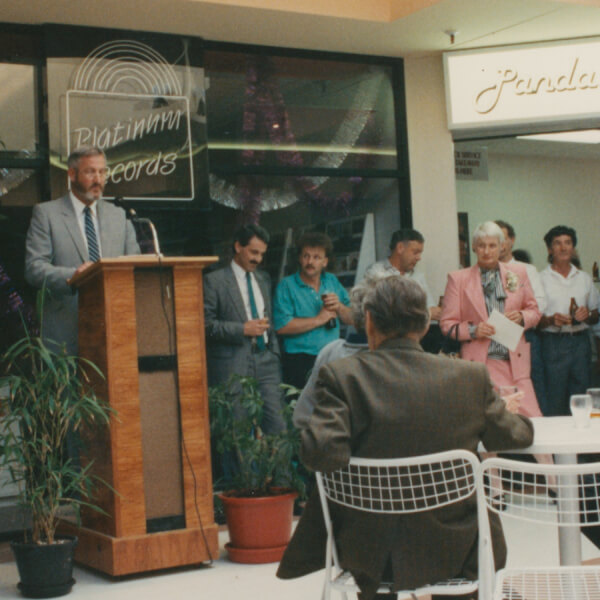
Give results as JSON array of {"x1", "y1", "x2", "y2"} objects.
[{"x1": 541, "y1": 331, "x2": 592, "y2": 416}]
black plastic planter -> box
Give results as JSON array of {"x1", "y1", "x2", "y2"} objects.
[{"x1": 10, "y1": 536, "x2": 77, "y2": 598}]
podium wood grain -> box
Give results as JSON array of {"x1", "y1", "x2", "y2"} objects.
[{"x1": 64, "y1": 256, "x2": 219, "y2": 575}]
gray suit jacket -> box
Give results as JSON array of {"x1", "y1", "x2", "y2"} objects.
[
  {"x1": 203, "y1": 264, "x2": 280, "y2": 386},
  {"x1": 25, "y1": 194, "x2": 139, "y2": 354},
  {"x1": 278, "y1": 338, "x2": 534, "y2": 600}
]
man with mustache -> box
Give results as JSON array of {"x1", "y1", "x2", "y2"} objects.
[
  {"x1": 274, "y1": 232, "x2": 352, "y2": 389},
  {"x1": 204, "y1": 224, "x2": 285, "y2": 434},
  {"x1": 25, "y1": 145, "x2": 139, "y2": 355}
]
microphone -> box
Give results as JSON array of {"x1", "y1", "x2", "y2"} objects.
[{"x1": 112, "y1": 196, "x2": 162, "y2": 256}]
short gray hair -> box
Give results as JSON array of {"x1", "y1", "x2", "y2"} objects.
[
  {"x1": 350, "y1": 265, "x2": 389, "y2": 333},
  {"x1": 68, "y1": 146, "x2": 106, "y2": 170},
  {"x1": 363, "y1": 275, "x2": 429, "y2": 338},
  {"x1": 472, "y1": 221, "x2": 504, "y2": 247}
]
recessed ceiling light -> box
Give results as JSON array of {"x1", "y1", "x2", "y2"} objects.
[{"x1": 517, "y1": 131, "x2": 600, "y2": 144}]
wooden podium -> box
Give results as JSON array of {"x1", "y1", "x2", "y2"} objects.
[{"x1": 64, "y1": 256, "x2": 219, "y2": 576}]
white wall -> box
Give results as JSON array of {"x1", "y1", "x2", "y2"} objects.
[
  {"x1": 404, "y1": 55, "x2": 459, "y2": 301},
  {"x1": 456, "y1": 153, "x2": 600, "y2": 274}
]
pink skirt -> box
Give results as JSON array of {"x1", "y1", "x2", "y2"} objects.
[{"x1": 485, "y1": 357, "x2": 542, "y2": 418}]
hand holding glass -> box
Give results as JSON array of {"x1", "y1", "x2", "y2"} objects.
[
  {"x1": 570, "y1": 394, "x2": 592, "y2": 428},
  {"x1": 498, "y1": 386, "x2": 522, "y2": 414}
]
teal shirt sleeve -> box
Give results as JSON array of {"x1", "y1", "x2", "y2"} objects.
[{"x1": 273, "y1": 278, "x2": 294, "y2": 331}]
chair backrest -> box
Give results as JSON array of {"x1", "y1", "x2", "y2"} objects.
[
  {"x1": 316, "y1": 449, "x2": 480, "y2": 514},
  {"x1": 479, "y1": 457, "x2": 600, "y2": 527},
  {"x1": 316, "y1": 450, "x2": 494, "y2": 599}
]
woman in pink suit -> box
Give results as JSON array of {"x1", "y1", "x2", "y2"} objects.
[{"x1": 440, "y1": 221, "x2": 543, "y2": 418}]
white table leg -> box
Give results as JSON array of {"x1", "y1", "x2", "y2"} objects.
[{"x1": 555, "y1": 452, "x2": 582, "y2": 566}]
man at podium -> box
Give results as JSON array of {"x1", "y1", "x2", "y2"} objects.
[
  {"x1": 24, "y1": 145, "x2": 139, "y2": 355},
  {"x1": 204, "y1": 224, "x2": 285, "y2": 434}
]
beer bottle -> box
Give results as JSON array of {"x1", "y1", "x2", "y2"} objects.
[{"x1": 570, "y1": 297, "x2": 579, "y2": 325}]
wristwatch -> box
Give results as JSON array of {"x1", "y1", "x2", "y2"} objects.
[{"x1": 468, "y1": 323, "x2": 477, "y2": 339}]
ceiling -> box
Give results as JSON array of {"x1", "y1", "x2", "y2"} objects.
[
  {"x1": 0, "y1": 0, "x2": 599, "y2": 59},
  {"x1": 2, "y1": 0, "x2": 600, "y2": 159}
]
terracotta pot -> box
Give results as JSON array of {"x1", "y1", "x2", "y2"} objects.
[{"x1": 219, "y1": 490, "x2": 297, "y2": 564}]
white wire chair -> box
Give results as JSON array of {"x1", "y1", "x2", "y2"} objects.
[
  {"x1": 479, "y1": 456, "x2": 600, "y2": 600},
  {"x1": 315, "y1": 449, "x2": 486, "y2": 600}
]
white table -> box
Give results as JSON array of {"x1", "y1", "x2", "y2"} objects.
[{"x1": 508, "y1": 416, "x2": 600, "y2": 566}]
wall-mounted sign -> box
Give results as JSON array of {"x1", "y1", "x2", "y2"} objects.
[
  {"x1": 65, "y1": 40, "x2": 196, "y2": 202},
  {"x1": 454, "y1": 147, "x2": 488, "y2": 181},
  {"x1": 444, "y1": 38, "x2": 600, "y2": 139}
]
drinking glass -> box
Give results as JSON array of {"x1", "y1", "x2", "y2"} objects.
[
  {"x1": 570, "y1": 394, "x2": 592, "y2": 428},
  {"x1": 586, "y1": 388, "x2": 600, "y2": 417},
  {"x1": 498, "y1": 386, "x2": 520, "y2": 413}
]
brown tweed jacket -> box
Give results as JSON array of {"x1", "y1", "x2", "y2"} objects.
[{"x1": 277, "y1": 337, "x2": 534, "y2": 600}]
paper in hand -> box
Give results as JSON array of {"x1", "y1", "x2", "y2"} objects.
[{"x1": 487, "y1": 309, "x2": 524, "y2": 352}]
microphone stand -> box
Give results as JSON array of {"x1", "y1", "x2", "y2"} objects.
[{"x1": 112, "y1": 197, "x2": 162, "y2": 256}]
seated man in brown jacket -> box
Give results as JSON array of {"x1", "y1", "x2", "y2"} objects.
[{"x1": 277, "y1": 275, "x2": 534, "y2": 600}]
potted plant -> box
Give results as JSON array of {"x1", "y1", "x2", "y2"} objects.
[
  {"x1": 0, "y1": 327, "x2": 113, "y2": 598},
  {"x1": 209, "y1": 374, "x2": 305, "y2": 564}
]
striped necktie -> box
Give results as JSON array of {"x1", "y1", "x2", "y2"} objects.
[{"x1": 84, "y1": 206, "x2": 100, "y2": 262}]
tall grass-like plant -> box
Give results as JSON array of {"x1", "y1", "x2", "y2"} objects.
[
  {"x1": 209, "y1": 374, "x2": 305, "y2": 498},
  {"x1": 0, "y1": 330, "x2": 113, "y2": 544}
]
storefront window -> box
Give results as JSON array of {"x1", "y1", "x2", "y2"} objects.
[
  {"x1": 0, "y1": 64, "x2": 38, "y2": 153},
  {"x1": 205, "y1": 52, "x2": 397, "y2": 173}
]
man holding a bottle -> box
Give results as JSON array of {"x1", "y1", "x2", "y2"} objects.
[
  {"x1": 538, "y1": 225, "x2": 600, "y2": 416},
  {"x1": 274, "y1": 232, "x2": 353, "y2": 389}
]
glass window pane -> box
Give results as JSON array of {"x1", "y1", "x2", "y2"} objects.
[
  {"x1": 205, "y1": 52, "x2": 398, "y2": 171},
  {"x1": 0, "y1": 64, "x2": 38, "y2": 153},
  {"x1": 208, "y1": 174, "x2": 401, "y2": 282},
  {"x1": 0, "y1": 168, "x2": 40, "y2": 207}
]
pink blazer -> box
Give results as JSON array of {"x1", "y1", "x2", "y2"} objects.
[{"x1": 440, "y1": 262, "x2": 541, "y2": 381}]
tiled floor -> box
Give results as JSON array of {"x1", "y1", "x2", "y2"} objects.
[{"x1": 1, "y1": 512, "x2": 600, "y2": 599}]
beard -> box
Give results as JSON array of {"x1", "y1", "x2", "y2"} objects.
[{"x1": 71, "y1": 179, "x2": 104, "y2": 203}]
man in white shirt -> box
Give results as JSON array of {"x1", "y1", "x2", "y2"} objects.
[
  {"x1": 495, "y1": 219, "x2": 548, "y2": 413},
  {"x1": 364, "y1": 228, "x2": 441, "y2": 353},
  {"x1": 25, "y1": 146, "x2": 139, "y2": 354},
  {"x1": 538, "y1": 225, "x2": 599, "y2": 416},
  {"x1": 204, "y1": 224, "x2": 285, "y2": 434}
]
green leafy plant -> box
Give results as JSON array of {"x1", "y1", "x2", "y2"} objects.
[
  {"x1": 209, "y1": 374, "x2": 305, "y2": 498},
  {"x1": 0, "y1": 329, "x2": 113, "y2": 544}
]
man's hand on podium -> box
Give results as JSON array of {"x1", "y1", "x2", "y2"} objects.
[{"x1": 67, "y1": 261, "x2": 94, "y2": 285}]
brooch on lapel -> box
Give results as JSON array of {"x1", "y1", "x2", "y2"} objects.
[{"x1": 505, "y1": 270, "x2": 519, "y2": 292}]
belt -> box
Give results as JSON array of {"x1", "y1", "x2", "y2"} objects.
[{"x1": 541, "y1": 329, "x2": 588, "y2": 337}]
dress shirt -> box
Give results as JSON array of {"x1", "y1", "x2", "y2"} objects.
[
  {"x1": 231, "y1": 259, "x2": 268, "y2": 344},
  {"x1": 367, "y1": 259, "x2": 436, "y2": 308},
  {"x1": 508, "y1": 258, "x2": 546, "y2": 313},
  {"x1": 539, "y1": 264, "x2": 600, "y2": 333},
  {"x1": 69, "y1": 192, "x2": 102, "y2": 257}
]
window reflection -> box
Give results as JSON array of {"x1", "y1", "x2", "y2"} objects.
[{"x1": 0, "y1": 64, "x2": 38, "y2": 153}]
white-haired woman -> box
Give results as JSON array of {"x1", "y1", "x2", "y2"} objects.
[{"x1": 440, "y1": 221, "x2": 543, "y2": 418}]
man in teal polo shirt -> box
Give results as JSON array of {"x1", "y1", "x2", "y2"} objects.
[{"x1": 274, "y1": 232, "x2": 353, "y2": 389}]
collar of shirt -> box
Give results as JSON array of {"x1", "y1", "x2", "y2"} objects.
[
  {"x1": 69, "y1": 191, "x2": 97, "y2": 219},
  {"x1": 293, "y1": 270, "x2": 327, "y2": 291},
  {"x1": 384, "y1": 258, "x2": 413, "y2": 276},
  {"x1": 548, "y1": 263, "x2": 579, "y2": 280}
]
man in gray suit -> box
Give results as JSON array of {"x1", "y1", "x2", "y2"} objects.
[
  {"x1": 25, "y1": 146, "x2": 139, "y2": 354},
  {"x1": 277, "y1": 275, "x2": 534, "y2": 600},
  {"x1": 204, "y1": 224, "x2": 285, "y2": 434}
]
